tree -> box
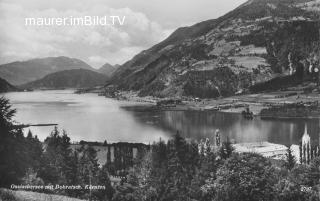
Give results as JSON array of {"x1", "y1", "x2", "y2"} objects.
[
  {"x1": 141, "y1": 133, "x2": 199, "y2": 201},
  {"x1": 274, "y1": 158, "x2": 320, "y2": 201},
  {"x1": 107, "y1": 145, "x2": 111, "y2": 165},
  {"x1": 0, "y1": 97, "x2": 29, "y2": 187},
  {"x1": 307, "y1": 157, "x2": 320, "y2": 187},
  {"x1": 190, "y1": 149, "x2": 217, "y2": 200},
  {"x1": 284, "y1": 146, "x2": 296, "y2": 170},
  {"x1": 77, "y1": 145, "x2": 100, "y2": 199},
  {"x1": 273, "y1": 179, "x2": 308, "y2": 201},
  {"x1": 25, "y1": 130, "x2": 43, "y2": 173},
  {"x1": 112, "y1": 183, "x2": 139, "y2": 201},
  {"x1": 0, "y1": 97, "x2": 16, "y2": 126},
  {"x1": 27, "y1": 130, "x2": 33, "y2": 139},
  {"x1": 67, "y1": 151, "x2": 80, "y2": 197},
  {"x1": 39, "y1": 127, "x2": 74, "y2": 185},
  {"x1": 21, "y1": 168, "x2": 44, "y2": 187},
  {"x1": 213, "y1": 153, "x2": 277, "y2": 201},
  {"x1": 218, "y1": 138, "x2": 234, "y2": 160},
  {"x1": 59, "y1": 130, "x2": 74, "y2": 184},
  {"x1": 94, "y1": 164, "x2": 114, "y2": 201}
]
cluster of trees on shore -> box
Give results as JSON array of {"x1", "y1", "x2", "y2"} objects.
[
  {"x1": 0, "y1": 97, "x2": 114, "y2": 200},
  {"x1": 112, "y1": 135, "x2": 320, "y2": 201},
  {"x1": 1, "y1": 96, "x2": 320, "y2": 201}
]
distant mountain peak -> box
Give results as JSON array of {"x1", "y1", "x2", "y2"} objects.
[
  {"x1": 100, "y1": 62, "x2": 114, "y2": 69},
  {"x1": 97, "y1": 62, "x2": 119, "y2": 77},
  {"x1": 0, "y1": 56, "x2": 94, "y2": 85}
]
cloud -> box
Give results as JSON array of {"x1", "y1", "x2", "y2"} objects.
[
  {"x1": 0, "y1": 0, "x2": 247, "y2": 68},
  {"x1": 0, "y1": 0, "x2": 172, "y2": 68}
]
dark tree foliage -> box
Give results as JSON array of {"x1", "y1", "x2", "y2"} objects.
[
  {"x1": 0, "y1": 97, "x2": 42, "y2": 187},
  {"x1": 284, "y1": 146, "x2": 296, "y2": 170},
  {"x1": 112, "y1": 134, "x2": 320, "y2": 201},
  {"x1": 183, "y1": 67, "x2": 239, "y2": 98},
  {"x1": 76, "y1": 145, "x2": 100, "y2": 198},
  {"x1": 274, "y1": 157, "x2": 320, "y2": 201},
  {"x1": 189, "y1": 150, "x2": 218, "y2": 201},
  {"x1": 249, "y1": 74, "x2": 300, "y2": 93},
  {"x1": 112, "y1": 133, "x2": 201, "y2": 201},
  {"x1": 39, "y1": 127, "x2": 74, "y2": 185},
  {"x1": 218, "y1": 139, "x2": 234, "y2": 160},
  {"x1": 274, "y1": 179, "x2": 308, "y2": 201},
  {"x1": 214, "y1": 153, "x2": 277, "y2": 201},
  {"x1": 112, "y1": 183, "x2": 139, "y2": 201},
  {"x1": 307, "y1": 157, "x2": 320, "y2": 187},
  {"x1": 92, "y1": 163, "x2": 115, "y2": 201}
]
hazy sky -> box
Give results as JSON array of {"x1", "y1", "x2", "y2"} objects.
[{"x1": 0, "y1": 0, "x2": 246, "y2": 68}]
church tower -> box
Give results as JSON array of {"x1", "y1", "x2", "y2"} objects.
[{"x1": 301, "y1": 124, "x2": 311, "y2": 164}]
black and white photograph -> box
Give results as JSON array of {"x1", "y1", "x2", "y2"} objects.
[{"x1": 0, "y1": 0, "x2": 320, "y2": 200}]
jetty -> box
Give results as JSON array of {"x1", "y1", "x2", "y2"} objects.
[{"x1": 12, "y1": 124, "x2": 58, "y2": 129}]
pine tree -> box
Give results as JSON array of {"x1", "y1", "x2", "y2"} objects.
[
  {"x1": 77, "y1": 145, "x2": 100, "y2": 199},
  {"x1": 39, "y1": 127, "x2": 73, "y2": 184},
  {"x1": 25, "y1": 130, "x2": 43, "y2": 172},
  {"x1": 94, "y1": 164, "x2": 114, "y2": 200},
  {"x1": 284, "y1": 146, "x2": 296, "y2": 170},
  {"x1": 299, "y1": 142, "x2": 303, "y2": 164},
  {"x1": 189, "y1": 149, "x2": 217, "y2": 200},
  {"x1": 166, "y1": 147, "x2": 184, "y2": 200},
  {"x1": 59, "y1": 130, "x2": 74, "y2": 184},
  {"x1": 67, "y1": 151, "x2": 80, "y2": 197},
  {"x1": 107, "y1": 145, "x2": 111, "y2": 164},
  {"x1": 0, "y1": 97, "x2": 29, "y2": 187},
  {"x1": 27, "y1": 130, "x2": 33, "y2": 139}
]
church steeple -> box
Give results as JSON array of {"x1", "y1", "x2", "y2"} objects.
[
  {"x1": 302, "y1": 123, "x2": 310, "y2": 145},
  {"x1": 304, "y1": 124, "x2": 307, "y2": 134},
  {"x1": 301, "y1": 123, "x2": 311, "y2": 164}
]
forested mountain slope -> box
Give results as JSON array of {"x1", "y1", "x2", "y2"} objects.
[{"x1": 109, "y1": 0, "x2": 320, "y2": 98}]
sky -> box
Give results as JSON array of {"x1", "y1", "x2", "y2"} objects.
[{"x1": 0, "y1": 0, "x2": 246, "y2": 68}]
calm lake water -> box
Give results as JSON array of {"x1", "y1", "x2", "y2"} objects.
[{"x1": 3, "y1": 90, "x2": 320, "y2": 146}]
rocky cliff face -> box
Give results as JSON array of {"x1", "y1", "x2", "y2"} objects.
[{"x1": 109, "y1": 0, "x2": 320, "y2": 98}]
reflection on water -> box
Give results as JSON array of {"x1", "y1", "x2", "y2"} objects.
[
  {"x1": 125, "y1": 108, "x2": 320, "y2": 146},
  {"x1": 165, "y1": 111, "x2": 320, "y2": 146},
  {"x1": 3, "y1": 90, "x2": 320, "y2": 146}
]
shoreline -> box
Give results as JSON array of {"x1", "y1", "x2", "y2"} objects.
[
  {"x1": 105, "y1": 89, "x2": 320, "y2": 119},
  {"x1": 14, "y1": 88, "x2": 320, "y2": 118},
  {"x1": 5, "y1": 89, "x2": 318, "y2": 162}
]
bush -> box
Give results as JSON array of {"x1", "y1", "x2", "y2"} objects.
[{"x1": 0, "y1": 189, "x2": 17, "y2": 201}]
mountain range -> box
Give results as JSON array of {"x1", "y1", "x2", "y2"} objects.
[
  {"x1": 109, "y1": 0, "x2": 320, "y2": 98},
  {"x1": 20, "y1": 69, "x2": 108, "y2": 89},
  {"x1": 0, "y1": 56, "x2": 96, "y2": 85},
  {"x1": 0, "y1": 56, "x2": 118, "y2": 88},
  {"x1": 0, "y1": 0, "x2": 319, "y2": 96}
]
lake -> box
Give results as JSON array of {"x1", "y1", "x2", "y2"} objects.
[{"x1": 3, "y1": 90, "x2": 320, "y2": 146}]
